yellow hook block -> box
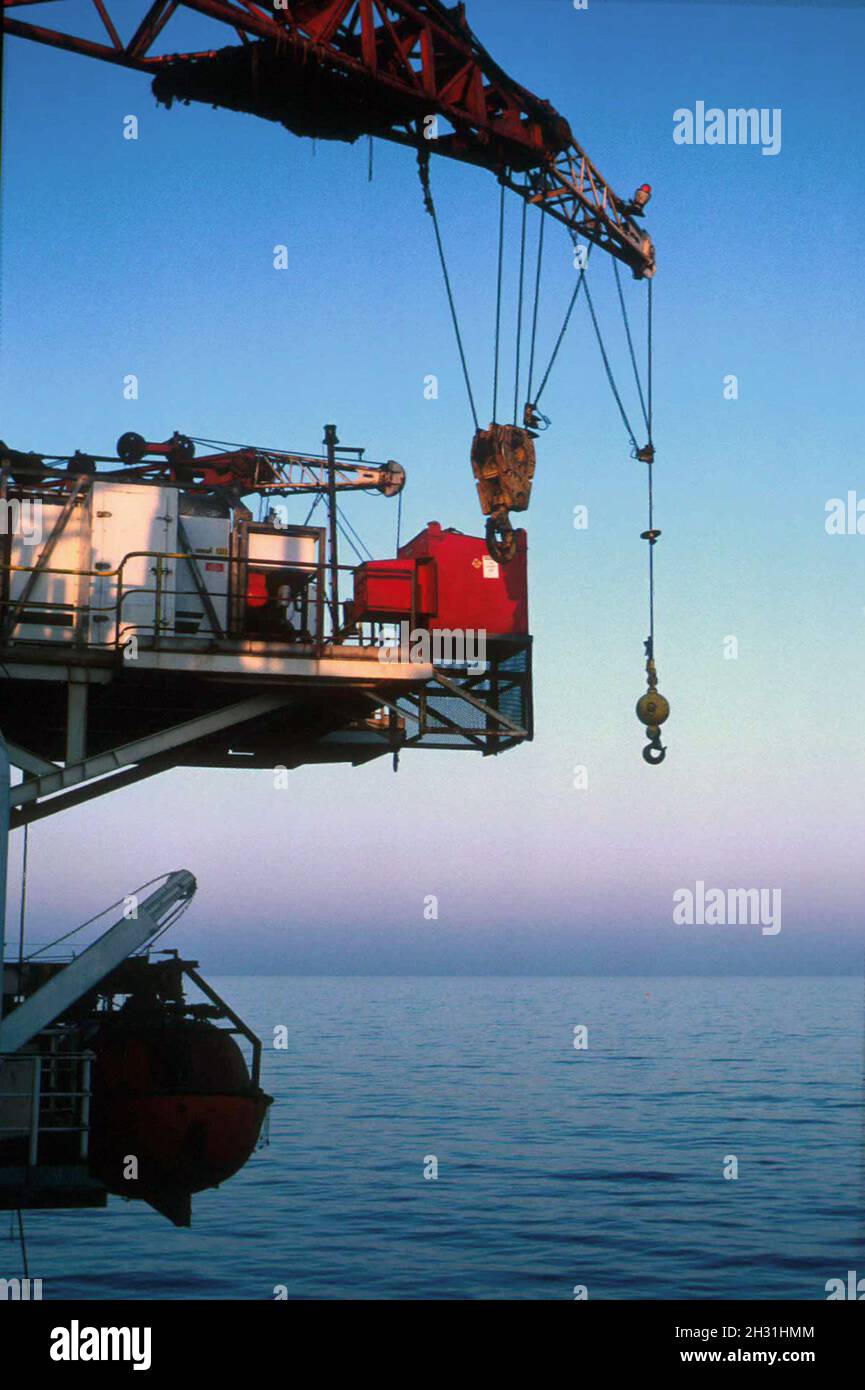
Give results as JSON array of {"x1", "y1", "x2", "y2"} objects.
[{"x1": 636, "y1": 690, "x2": 670, "y2": 728}]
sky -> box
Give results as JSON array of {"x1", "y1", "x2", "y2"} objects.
[{"x1": 1, "y1": 0, "x2": 864, "y2": 974}]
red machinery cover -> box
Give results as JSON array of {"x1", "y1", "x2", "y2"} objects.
[
  {"x1": 351, "y1": 556, "x2": 435, "y2": 624},
  {"x1": 398, "y1": 522, "x2": 528, "y2": 636}
]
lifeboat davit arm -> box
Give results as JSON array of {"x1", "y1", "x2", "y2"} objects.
[{"x1": 0, "y1": 870, "x2": 196, "y2": 1053}]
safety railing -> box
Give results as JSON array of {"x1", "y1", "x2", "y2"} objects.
[
  {"x1": 0, "y1": 547, "x2": 338, "y2": 651},
  {"x1": 0, "y1": 1050, "x2": 94, "y2": 1165},
  {"x1": 0, "y1": 543, "x2": 427, "y2": 655},
  {"x1": 0, "y1": 546, "x2": 517, "y2": 682},
  {"x1": 112, "y1": 548, "x2": 329, "y2": 650}
]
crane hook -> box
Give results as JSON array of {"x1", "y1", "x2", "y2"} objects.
[
  {"x1": 485, "y1": 513, "x2": 517, "y2": 564},
  {"x1": 642, "y1": 729, "x2": 666, "y2": 765},
  {"x1": 635, "y1": 642, "x2": 670, "y2": 767}
]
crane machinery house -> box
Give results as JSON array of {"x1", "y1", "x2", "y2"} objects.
[{"x1": 0, "y1": 431, "x2": 533, "y2": 831}]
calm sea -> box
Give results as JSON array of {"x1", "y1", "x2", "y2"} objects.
[{"x1": 12, "y1": 976, "x2": 864, "y2": 1300}]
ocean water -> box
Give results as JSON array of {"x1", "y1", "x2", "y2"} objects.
[{"x1": 10, "y1": 976, "x2": 864, "y2": 1300}]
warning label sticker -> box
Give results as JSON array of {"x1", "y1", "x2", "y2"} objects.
[{"x1": 482, "y1": 555, "x2": 500, "y2": 579}]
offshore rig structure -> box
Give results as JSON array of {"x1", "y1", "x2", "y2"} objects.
[{"x1": 0, "y1": 0, "x2": 656, "y2": 1230}]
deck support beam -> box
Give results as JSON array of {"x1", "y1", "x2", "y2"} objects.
[
  {"x1": 65, "y1": 676, "x2": 89, "y2": 764},
  {"x1": 7, "y1": 693, "x2": 294, "y2": 825}
]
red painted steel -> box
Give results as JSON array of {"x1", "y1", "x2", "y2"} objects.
[
  {"x1": 398, "y1": 521, "x2": 529, "y2": 636},
  {"x1": 352, "y1": 524, "x2": 528, "y2": 635},
  {"x1": 89, "y1": 1022, "x2": 270, "y2": 1202},
  {"x1": 352, "y1": 556, "x2": 435, "y2": 624},
  {"x1": 2, "y1": 0, "x2": 654, "y2": 276}
]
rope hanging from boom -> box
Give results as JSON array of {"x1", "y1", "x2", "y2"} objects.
[
  {"x1": 526, "y1": 202, "x2": 546, "y2": 415},
  {"x1": 417, "y1": 149, "x2": 479, "y2": 431},
  {"x1": 632, "y1": 278, "x2": 669, "y2": 765},
  {"x1": 417, "y1": 157, "x2": 669, "y2": 762},
  {"x1": 418, "y1": 151, "x2": 539, "y2": 564},
  {"x1": 527, "y1": 240, "x2": 592, "y2": 429},
  {"x1": 577, "y1": 256, "x2": 669, "y2": 763},
  {"x1": 493, "y1": 180, "x2": 506, "y2": 423},
  {"x1": 513, "y1": 188, "x2": 528, "y2": 427}
]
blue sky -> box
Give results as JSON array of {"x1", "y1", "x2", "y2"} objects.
[{"x1": 1, "y1": 0, "x2": 864, "y2": 973}]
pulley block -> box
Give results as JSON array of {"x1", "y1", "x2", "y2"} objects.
[
  {"x1": 116, "y1": 431, "x2": 196, "y2": 466},
  {"x1": 636, "y1": 651, "x2": 669, "y2": 766},
  {"x1": 471, "y1": 422, "x2": 536, "y2": 562}
]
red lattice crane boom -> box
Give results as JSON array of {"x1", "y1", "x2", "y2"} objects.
[{"x1": 3, "y1": 0, "x2": 655, "y2": 277}]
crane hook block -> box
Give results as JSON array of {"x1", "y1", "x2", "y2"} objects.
[
  {"x1": 471, "y1": 423, "x2": 536, "y2": 564},
  {"x1": 636, "y1": 690, "x2": 670, "y2": 728},
  {"x1": 636, "y1": 688, "x2": 670, "y2": 768}
]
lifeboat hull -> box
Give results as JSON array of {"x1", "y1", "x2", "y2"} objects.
[{"x1": 88, "y1": 1020, "x2": 271, "y2": 1224}]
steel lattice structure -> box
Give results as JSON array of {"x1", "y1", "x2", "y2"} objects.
[{"x1": 3, "y1": 0, "x2": 655, "y2": 276}]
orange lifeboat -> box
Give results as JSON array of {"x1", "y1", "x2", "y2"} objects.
[{"x1": 89, "y1": 1018, "x2": 271, "y2": 1226}]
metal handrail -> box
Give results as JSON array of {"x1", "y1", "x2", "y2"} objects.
[
  {"x1": 0, "y1": 546, "x2": 417, "y2": 653},
  {"x1": 1, "y1": 545, "x2": 336, "y2": 648},
  {"x1": 0, "y1": 1051, "x2": 94, "y2": 1163}
]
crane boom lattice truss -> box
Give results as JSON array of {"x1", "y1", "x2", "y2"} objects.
[{"x1": 2, "y1": 0, "x2": 655, "y2": 278}]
